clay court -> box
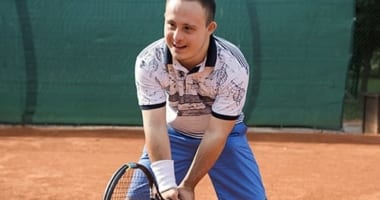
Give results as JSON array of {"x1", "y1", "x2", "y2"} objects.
[{"x1": 1, "y1": 126, "x2": 380, "y2": 200}]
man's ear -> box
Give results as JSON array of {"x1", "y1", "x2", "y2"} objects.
[{"x1": 207, "y1": 21, "x2": 217, "y2": 34}]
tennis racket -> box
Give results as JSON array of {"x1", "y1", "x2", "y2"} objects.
[{"x1": 103, "y1": 162, "x2": 164, "y2": 200}]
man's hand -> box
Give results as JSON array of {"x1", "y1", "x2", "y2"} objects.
[
  {"x1": 178, "y1": 184, "x2": 195, "y2": 200},
  {"x1": 161, "y1": 188, "x2": 179, "y2": 200}
]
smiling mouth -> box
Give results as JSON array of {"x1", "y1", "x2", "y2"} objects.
[{"x1": 173, "y1": 43, "x2": 186, "y2": 51}]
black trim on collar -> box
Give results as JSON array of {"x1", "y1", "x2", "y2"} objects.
[
  {"x1": 205, "y1": 35, "x2": 217, "y2": 67},
  {"x1": 188, "y1": 66, "x2": 201, "y2": 74},
  {"x1": 164, "y1": 35, "x2": 217, "y2": 67},
  {"x1": 164, "y1": 45, "x2": 173, "y2": 65}
]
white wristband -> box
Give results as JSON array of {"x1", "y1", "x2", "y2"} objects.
[{"x1": 151, "y1": 160, "x2": 177, "y2": 193}]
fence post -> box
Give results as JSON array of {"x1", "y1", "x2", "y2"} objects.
[{"x1": 362, "y1": 93, "x2": 380, "y2": 134}]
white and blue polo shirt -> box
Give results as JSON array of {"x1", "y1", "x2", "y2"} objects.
[{"x1": 135, "y1": 35, "x2": 249, "y2": 137}]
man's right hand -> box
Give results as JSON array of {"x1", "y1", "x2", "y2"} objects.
[
  {"x1": 161, "y1": 188, "x2": 179, "y2": 200},
  {"x1": 178, "y1": 183, "x2": 195, "y2": 200}
]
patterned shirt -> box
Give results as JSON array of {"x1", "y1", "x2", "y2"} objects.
[{"x1": 135, "y1": 35, "x2": 249, "y2": 137}]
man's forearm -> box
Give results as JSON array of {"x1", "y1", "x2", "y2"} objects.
[
  {"x1": 181, "y1": 132, "x2": 228, "y2": 188},
  {"x1": 180, "y1": 116, "x2": 235, "y2": 189},
  {"x1": 144, "y1": 125, "x2": 171, "y2": 161},
  {"x1": 141, "y1": 108, "x2": 171, "y2": 161},
  {"x1": 141, "y1": 108, "x2": 178, "y2": 194}
]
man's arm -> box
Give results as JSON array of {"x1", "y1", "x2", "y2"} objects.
[
  {"x1": 141, "y1": 107, "x2": 171, "y2": 161},
  {"x1": 179, "y1": 116, "x2": 235, "y2": 196},
  {"x1": 141, "y1": 107, "x2": 179, "y2": 199}
]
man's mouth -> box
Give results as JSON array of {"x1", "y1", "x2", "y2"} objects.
[{"x1": 173, "y1": 43, "x2": 186, "y2": 50}]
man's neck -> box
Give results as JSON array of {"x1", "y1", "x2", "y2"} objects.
[{"x1": 180, "y1": 37, "x2": 210, "y2": 70}]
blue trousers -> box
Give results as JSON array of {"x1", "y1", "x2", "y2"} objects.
[{"x1": 134, "y1": 122, "x2": 266, "y2": 200}]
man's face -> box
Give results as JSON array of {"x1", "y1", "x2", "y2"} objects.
[{"x1": 164, "y1": 0, "x2": 216, "y2": 68}]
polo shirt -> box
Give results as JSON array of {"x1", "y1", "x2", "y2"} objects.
[{"x1": 135, "y1": 35, "x2": 249, "y2": 137}]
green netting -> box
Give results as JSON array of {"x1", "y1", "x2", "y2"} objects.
[
  {"x1": 216, "y1": 0, "x2": 353, "y2": 129},
  {"x1": 0, "y1": 0, "x2": 354, "y2": 129},
  {"x1": 0, "y1": 1, "x2": 27, "y2": 123}
]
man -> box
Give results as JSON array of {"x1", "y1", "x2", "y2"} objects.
[{"x1": 134, "y1": 0, "x2": 266, "y2": 199}]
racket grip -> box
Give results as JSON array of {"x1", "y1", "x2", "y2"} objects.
[{"x1": 151, "y1": 160, "x2": 177, "y2": 193}]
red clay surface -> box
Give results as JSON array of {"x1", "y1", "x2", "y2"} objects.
[{"x1": 1, "y1": 126, "x2": 380, "y2": 200}]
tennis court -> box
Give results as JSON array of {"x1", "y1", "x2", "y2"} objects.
[{"x1": 1, "y1": 126, "x2": 379, "y2": 200}]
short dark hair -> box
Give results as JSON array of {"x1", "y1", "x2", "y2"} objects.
[
  {"x1": 196, "y1": 0, "x2": 216, "y2": 24},
  {"x1": 166, "y1": 0, "x2": 216, "y2": 24}
]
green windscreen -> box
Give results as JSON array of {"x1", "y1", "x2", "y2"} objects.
[
  {"x1": 0, "y1": 0, "x2": 354, "y2": 130},
  {"x1": 217, "y1": 0, "x2": 354, "y2": 129}
]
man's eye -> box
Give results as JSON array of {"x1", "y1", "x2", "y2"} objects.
[
  {"x1": 184, "y1": 26, "x2": 193, "y2": 31},
  {"x1": 166, "y1": 22, "x2": 174, "y2": 27},
  {"x1": 167, "y1": 23, "x2": 176, "y2": 29}
]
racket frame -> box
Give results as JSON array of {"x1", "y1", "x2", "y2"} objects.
[{"x1": 103, "y1": 162, "x2": 164, "y2": 200}]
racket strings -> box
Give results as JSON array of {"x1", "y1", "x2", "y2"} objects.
[{"x1": 111, "y1": 168, "x2": 152, "y2": 200}]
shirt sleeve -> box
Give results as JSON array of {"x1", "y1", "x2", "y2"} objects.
[
  {"x1": 211, "y1": 57, "x2": 249, "y2": 120},
  {"x1": 135, "y1": 53, "x2": 167, "y2": 110}
]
